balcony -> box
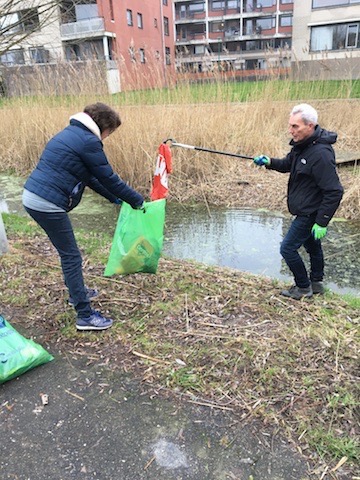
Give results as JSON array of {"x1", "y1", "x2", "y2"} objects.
[
  {"x1": 60, "y1": 17, "x2": 106, "y2": 40},
  {"x1": 177, "y1": 32, "x2": 206, "y2": 44},
  {"x1": 175, "y1": 11, "x2": 206, "y2": 22}
]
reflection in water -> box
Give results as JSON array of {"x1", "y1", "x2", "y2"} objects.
[
  {"x1": 0, "y1": 174, "x2": 359, "y2": 295},
  {"x1": 163, "y1": 205, "x2": 360, "y2": 295},
  {"x1": 163, "y1": 206, "x2": 286, "y2": 280}
]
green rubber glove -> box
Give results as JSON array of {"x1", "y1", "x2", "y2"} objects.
[
  {"x1": 254, "y1": 155, "x2": 270, "y2": 166},
  {"x1": 312, "y1": 223, "x2": 327, "y2": 240}
]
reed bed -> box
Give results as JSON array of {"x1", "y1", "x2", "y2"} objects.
[{"x1": 0, "y1": 69, "x2": 359, "y2": 219}]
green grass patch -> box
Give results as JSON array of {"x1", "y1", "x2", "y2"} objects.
[
  {"x1": 1, "y1": 79, "x2": 359, "y2": 109},
  {"x1": 2, "y1": 213, "x2": 41, "y2": 237},
  {"x1": 307, "y1": 428, "x2": 359, "y2": 461},
  {"x1": 112, "y1": 78, "x2": 360, "y2": 105}
]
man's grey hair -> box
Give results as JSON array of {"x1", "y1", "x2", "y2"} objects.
[{"x1": 290, "y1": 103, "x2": 318, "y2": 125}]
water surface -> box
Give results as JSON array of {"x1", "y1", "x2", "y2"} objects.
[{"x1": 1, "y1": 174, "x2": 359, "y2": 295}]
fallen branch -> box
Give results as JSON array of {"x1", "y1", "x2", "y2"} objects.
[
  {"x1": 187, "y1": 399, "x2": 233, "y2": 411},
  {"x1": 132, "y1": 350, "x2": 171, "y2": 365},
  {"x1": 65, "y1": 389, "x2": 85, "y2": 402}
]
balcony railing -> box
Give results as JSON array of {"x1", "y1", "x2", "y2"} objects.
[{"x1": 61, "y1": 17, "x2": 105, "y2": 38}]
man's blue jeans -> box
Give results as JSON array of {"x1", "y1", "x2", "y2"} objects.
[
  {"x1": 24, "y1": 207, "x2": 92, "y2": 318},
  {"x1": 280, "y1": 215, "x2": 324, "y2": 288}
]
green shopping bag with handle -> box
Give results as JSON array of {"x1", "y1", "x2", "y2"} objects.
[
  {"x1": 0, "y1": 315, "x2": 54, "y2": 384},
  {"x1": 104, "y1": 199, "x2": 166, "y2": 276}
]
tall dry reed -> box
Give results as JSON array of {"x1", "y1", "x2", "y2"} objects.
[{"x1": 0, "y1": 69, "x2": 359, "y2": 219}]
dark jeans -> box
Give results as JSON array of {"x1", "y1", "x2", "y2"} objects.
[
  {"x1": 280, "y1": 215, "x2": 324, "y2": 288},
  {"x1": 24, "y1": 207, "x2": 92, "y2": 318}
]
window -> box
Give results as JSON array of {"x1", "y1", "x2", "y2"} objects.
[
  {"x1": 139, "y1": 48, "x2": 145, "y2": 63},
  {"x1": 126, "y1": 9, "x2": 133, "y2": 26},
  {"x1": 109, "y1": 0, "x2": 114, "y2": 21},
  {"x1": 164, "y1": 16, "x2": 169, "y2": 36},
  {"x1": 189, "y1": 2, "x2": 205, "y2": 13},
  {"x1": 0, "y1": 8, "x2": 39, "y2": 35},
  {"x1": 211, "y1": 21, "x2": 225, "y2": 32},
  {"x1": 163, "y1": 0, "x2": 168, "y2": 5},
  {"x1": 137, "y1": 13, "x2": 143, "y2": 29},
  {"x1": 0, "y1": 49, "x2": 25, "y2": 65},
  {"x1": 165, "y1": 46, "x2": 171, "y2": 64},
  {"x1": 211, "y1": 0, "x2": 239, "y2": 7},
  {"x1": 280, "y1": 15, "x2": 292, "y2": 26},
  {"x1": 346, "y1": 24, "x2": 359, "y2": 47},
  {"x1": 256, "y1": 17, "x2": 276, "y2": 30},
  {"x1": 256, "y1": 0, "x2": 275, "y2": 6},
  {"x1": 65, "y1": 39, "x2": 104, "y2": 61},
  {"x1": 18, "y1": 8, "x2": 39, "y2": 31},
  {"x1": 312, "y1": 0, "x2": 359, "y2": 7},
  {"x1": 0, "y1": 13, "x2": 19, "y2": 35},
  {"x1": 212, "y1": 1, "x2": 225, "y2": 9},
  {"x1": 75, "y1": 3, "x2": 98, "y2": 20},
  {"x1": 310, "y1": 22, "x2": 360, "y2": 50},
  {"x1": 194, "y1": 44, "x2": 205, "y2": 54},
  {"x1": 280, "y1": 0, "x2": 293, "y2": 3},
  {"x1": 29, "y1": 47, "x2": 50, "y2": 63}
]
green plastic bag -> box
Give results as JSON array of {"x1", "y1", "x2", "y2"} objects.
[
  {"x1": 0, "y1": 315, "x2": 54, "y2": 384},
  {"x1": 104, "y1": 199, "x2": 166, "y2": 276}
]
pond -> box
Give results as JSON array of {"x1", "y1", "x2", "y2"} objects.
[{"x1": 1, "y1": 174, "x2": 359, "y2": 296}]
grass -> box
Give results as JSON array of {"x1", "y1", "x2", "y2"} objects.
[
  {"x1": 1, "y1": 212, "x2": 359, "y2": 478},
  {"x1": 1, "y1": 78, "x2": 358, "y2": 108}
]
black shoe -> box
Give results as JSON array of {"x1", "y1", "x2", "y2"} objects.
[
  {"x1": 281, "y1": 285, "x2": 313, "y2": 300},
  {"x1": 311, "y1": 281, "x2": 324, "y2": 295}
]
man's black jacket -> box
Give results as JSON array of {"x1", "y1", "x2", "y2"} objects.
[{"x1": 267, "y1": 125, "x2": 344, "y2": 227}]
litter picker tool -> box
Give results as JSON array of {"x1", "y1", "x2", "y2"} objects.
[{"x1": 164, "y1": 138, "x2": 253, "y2": 161}]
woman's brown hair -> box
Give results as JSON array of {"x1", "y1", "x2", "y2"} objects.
[{"x1": 83, "y1": 102, "x2": 121, "y2": 133}]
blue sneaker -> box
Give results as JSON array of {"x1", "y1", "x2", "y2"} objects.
[
  {"x1": 69, "y1": 287, "x2": 98, "y2": 306},
  {"x1": 76, "y1": 311, "x2": 113, "y2": 331}
]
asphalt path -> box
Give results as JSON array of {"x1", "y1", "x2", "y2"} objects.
[{"x1": 1, "y1": 345, "x2": 310, "y2": 480}]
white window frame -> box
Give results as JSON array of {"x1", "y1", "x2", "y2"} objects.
[
  {"x1": 137, "y1": 12, "x2": 143, "y2": 29},
  {"x1": 346, "y1": 23, "x2": 358, "y2": 47},
  {"x1": 126, "y1": 9, "x2": 133, "y2": 26}
]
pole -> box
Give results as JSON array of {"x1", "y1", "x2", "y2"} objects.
[
  {"x1": 168, "y1": 140, "x2": 253, "y2": 161},
  {"x1": 159, "y1": 0, "x2": 167, "y2": 88}
]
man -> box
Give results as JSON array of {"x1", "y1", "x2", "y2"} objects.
[{"x1": 254, "y1": 103, "x2": 343, "y2": 300}]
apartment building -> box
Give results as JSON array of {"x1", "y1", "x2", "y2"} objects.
[
  {"x1": 291, "y1": 0, "x2": 360, "y2": 80},
  {"x1": 98, "y1": 0, "x2": 175, "y2": 89},
  {"x1": 0, "y1": 0, "x2": 175, "y2": 93},
  {"x1": 173, "y1": 0, "x2": 294, "y2": 78}
]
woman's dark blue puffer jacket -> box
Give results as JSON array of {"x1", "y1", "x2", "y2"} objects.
[{"x1": 24, "y1": 119, "x2": 144, "y2": 211}]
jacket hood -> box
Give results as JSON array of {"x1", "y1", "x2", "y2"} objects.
[
  {"x1": 69, "y1": 112, "x2": 101, "y2": 140},
  {"x1": 290, "y1": 125, "x2": 337, "y2": 148}
]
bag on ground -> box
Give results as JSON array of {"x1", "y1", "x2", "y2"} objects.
[
  {"x1": 104, "y1": 199, "x2": 166, "y2": 276},
  {"x1": 0, "y1": 315, "x2": 54, "y2": 384}
]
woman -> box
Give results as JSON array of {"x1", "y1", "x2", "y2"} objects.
[{"x1": 23, "y1": 102, "x2": 144, "y2": 331}]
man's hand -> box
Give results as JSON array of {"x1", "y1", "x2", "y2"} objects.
[
  {"x1": 254, "y1": 155, "x2": 270, "y2": 166},
  {"x1": 312, "y1": 223, "x2": 327, "y2": 240}
]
